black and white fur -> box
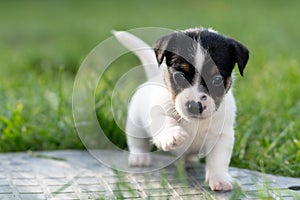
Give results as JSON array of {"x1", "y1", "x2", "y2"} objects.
[{"x1": 113, "y1": 28, "x2": 249, "y2": 191}]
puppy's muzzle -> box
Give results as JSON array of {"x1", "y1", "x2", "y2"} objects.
[{"x1": 186, "y1": 100, "x2": 206, "y2": 117}]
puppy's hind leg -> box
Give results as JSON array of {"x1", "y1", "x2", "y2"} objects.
[{"x1": 126, "y1": 122, "x2": 152, "y2": 167}]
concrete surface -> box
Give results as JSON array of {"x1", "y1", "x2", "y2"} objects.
[{"x1": 0, "y1": 150, "x2": 299, "y2": 200}]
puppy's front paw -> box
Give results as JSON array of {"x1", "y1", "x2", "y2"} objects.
[
  {"x1": 128, "y1": 153, "x2": 151, "y2": 167},
  {"x1": 152, "y1": 126, "x2": 188, "y2": 151},
  {"x1": 205, "y1": 172, "x2": 233, "y2": 191}
]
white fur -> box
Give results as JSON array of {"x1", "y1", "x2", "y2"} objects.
[
  {"x1": 114, "y1": 31, "x2": 236, "y2": 191},
  {"x1": 194, "y1": 43, "x2": 205, "y2": 73},
  {"x1": 175, "y1": 85, "x2": 216, "y2": 121},
  {"x1": 112, "y1": 30, "x2": 159, "y2": 79}
]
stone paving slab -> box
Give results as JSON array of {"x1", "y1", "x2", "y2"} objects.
[{"x1": 0, "y1": 150, "x2": 299, "y2": 200}]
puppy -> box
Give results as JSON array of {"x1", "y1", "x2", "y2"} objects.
[{"x1": 113, "y1": 28, "x2": 249, "y2": 191}]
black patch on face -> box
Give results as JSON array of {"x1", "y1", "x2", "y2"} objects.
[
  {"x1": 200, "y1": 56, "x2": 230, "y2": 107},
  {"x1": 153, "y1": 32, "x2": 198, "y2": 98},
  {"x1": 154, "y1": 28, "x2": 249, "y2": 104},
  {"x1": 184, "y1": 29, "x2": 249, "y2": 77},
  {"x1": 168, "y1": 62, "x2": 196, "y2": 95},
  {"x1": 153, "y1": 31, "x2": 198, "y2": 66}
]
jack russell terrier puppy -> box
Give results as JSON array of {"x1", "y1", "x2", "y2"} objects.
[{"x1": 113, "y1": 27, "x2": 249, "y2": 191}]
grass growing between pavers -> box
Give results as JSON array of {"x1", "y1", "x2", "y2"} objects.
[
  {"x1": 97, "y1": 163, "x2": 210, "y2": 200},
  {"x1": 0, "y1": 0, "x2": 299, "y2": 179}
]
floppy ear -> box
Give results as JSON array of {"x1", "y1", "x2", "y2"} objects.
[
  {"x1": 153, "y1": 34, "x2": 174, "y2": 66},
  {"x1": 231, "y1": 40, "x2": 249, "y2": 76}
]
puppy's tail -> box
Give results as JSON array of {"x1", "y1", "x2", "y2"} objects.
[{"x1": 112, "y1": 30, "x2": 160, "y2": 79}]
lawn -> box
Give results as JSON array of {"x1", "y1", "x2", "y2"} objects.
[{"x1": 0, "y1": 0, "x2": 299, "y2": 177}]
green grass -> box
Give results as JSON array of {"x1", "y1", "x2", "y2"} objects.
[{"x1": 0, "y1": 0, "x2": 299, "y2": 178}]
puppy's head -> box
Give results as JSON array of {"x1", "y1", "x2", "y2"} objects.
[{"x1": 154, "y1": 28, "x2": 249, "y2": 120}]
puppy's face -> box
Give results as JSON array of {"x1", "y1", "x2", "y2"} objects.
[{"x1": 154, "y1": 28, "x2": 249, "y2": 120}]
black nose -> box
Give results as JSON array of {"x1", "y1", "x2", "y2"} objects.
[{"x1": 186, "y1": 100, "x2": 203, "y2": 115}]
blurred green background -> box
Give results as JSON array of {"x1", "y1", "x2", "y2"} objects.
[{"x1": 0, "y1": 0, "x2": 299, "y2": 177}]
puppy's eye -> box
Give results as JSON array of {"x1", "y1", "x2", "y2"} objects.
[
  {"x1": 212, "y1": 75, "x2": 224, "y2": 87},
  {"x1": 173, "y1": 71, "x2": 188, "y2": 87}
]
